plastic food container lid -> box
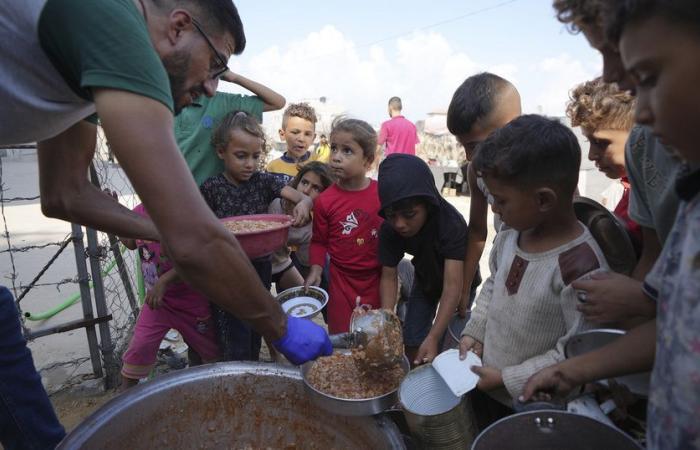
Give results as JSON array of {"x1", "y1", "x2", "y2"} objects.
[{"x1": 432, "y1": 348, "x2": 482, "y2": 397}]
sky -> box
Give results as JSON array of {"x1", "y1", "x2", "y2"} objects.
[{"x1": 219, "y1": 0, "x2": 603, "y2": 128}]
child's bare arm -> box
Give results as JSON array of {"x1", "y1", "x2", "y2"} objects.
[
  {"x1": 379, "y1": 266, "x2": 399, "y2": 312},
  {"x1": 305, "y1": 200, "x2": 329, "y2": 290},
  {"x1": 280, "y1": 186, "x2": 312, "y2": 227},
  {"x1": 430, "y1": 259, "x2": 464, "y2": 339},
  {"x1": 415, "y1": 260, "x2": 463, "y2": 364},
  {"x1": 221, "y1": 71, "x2": 285, "y2": 112},
  {"x1": 144, "y1": 268, "x2": 179, "y2": 309},
  {"x1": 459, "y1": 165, "x2": 488, "y2": 315}
]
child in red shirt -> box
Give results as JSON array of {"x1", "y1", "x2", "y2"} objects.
[{"x1": 305, "y1": 118, "x2": 383, "y2": 333}]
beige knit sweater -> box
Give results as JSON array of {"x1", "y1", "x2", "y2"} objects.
[{"x1": 462, "y1": 223, "x2": 608, "y2": 405}]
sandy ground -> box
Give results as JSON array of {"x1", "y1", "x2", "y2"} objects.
[{"x1": 0, "y1": 149, "x2": 612, "y2": 431}]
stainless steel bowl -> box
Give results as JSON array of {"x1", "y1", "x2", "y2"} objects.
[
  {"x1": 276, "y1": 286, "x2": 328, "y2": 319},
  {"x1": 565, "y1": 329, "x2": 650, "y2": 396},
  {"x1": 58, "y1": 363, "x2": 406, "y2": 449},
  {"x1": 301, "y1": 350, "x2": 410, "y2": 416}
]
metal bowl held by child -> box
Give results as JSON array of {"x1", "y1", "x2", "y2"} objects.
[
  {"x1": 57, "y1": 363, "x2": 406, "y2": 449},
  {"x1": 301, "y1": 350, "x2": 410, "y2": 416},
  {"x1": 276, "y1": 286, "x2": 329, "y2": 319},
  {"x1": 220, "y1": 214, "x2": 291, "y2": 259}
]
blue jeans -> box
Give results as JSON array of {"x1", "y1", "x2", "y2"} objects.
[{"x1": 0, "y1": 287, "x2": 65, "y2": 449}]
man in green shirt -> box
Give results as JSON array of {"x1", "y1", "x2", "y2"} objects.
[
  {"x1": 0, "y1": 1, "x2": 330, "y2": 447},
  {"x1": 175, "y1": 72, "x2": 285, "y2": 185}
]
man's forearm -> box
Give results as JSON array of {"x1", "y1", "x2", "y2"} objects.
[
  {"x1": 37, "y1": 121, "x2": 159, "y2": 241},
  {"x1": 57, "y1": 183, "x2": 158, "y2": 240},
  {"x1": 171, "y1": 225, "x2": 287, "y2": 341}
]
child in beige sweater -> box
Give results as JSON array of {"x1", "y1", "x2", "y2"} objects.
[{"x1": 459, "y1": 115, "x2": 608, "y2": 425}]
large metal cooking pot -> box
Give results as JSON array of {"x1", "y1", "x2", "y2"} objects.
[
  {"x1": 301, "y1": 351, "x2": 410, "y2": 416},
  {"x1": 58, "y1": 363, "x2": 406, "y2": 449},
  {"x1": 472, "y1": 410, "x2": 642, "y2": 450}
]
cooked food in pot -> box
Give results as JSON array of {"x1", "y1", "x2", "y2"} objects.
[
  {"x1": 306, "y1": 353, "x2": 405, "y2": 399},
  {"x1": 223, "y1": 219, "x2": 285, "y2": 234}
]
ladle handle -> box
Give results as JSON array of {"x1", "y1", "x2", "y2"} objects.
[{"x1": 329, "y1": 332, "x2": 354, "y2": 348}]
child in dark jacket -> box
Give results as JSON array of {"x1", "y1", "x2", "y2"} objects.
[{"x1": 377, "y1": 154, "x2": 475, "y2": 366}]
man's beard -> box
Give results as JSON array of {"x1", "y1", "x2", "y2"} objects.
[{"x1": 162, "y1": 50, "x2": 193, "y2": 115}]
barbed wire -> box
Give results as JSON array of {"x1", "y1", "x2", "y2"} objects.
[
  {"x1": 1, "y1": 132, "x2": 142, "y2": 392},
  {"x1": 0, "y1": 157, "x2": 20, "y2": 299},
  {"x1": 1, "y1": 195, "x2": 40, "y2": 203},
  {"x1": 0, "y1": 240, "x2": 69, "y2": 254}
]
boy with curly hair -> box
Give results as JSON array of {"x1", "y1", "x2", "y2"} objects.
[
  {"x1": 566, "y1": 77, "x2": 640, "y2": 250},
  {"x1": 267, "y1": 102, "x2": 320, "y2": 180}
]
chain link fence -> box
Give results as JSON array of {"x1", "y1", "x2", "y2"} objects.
[{"x1": 0, "y1": 128, "x2": 141, "y2": 394}]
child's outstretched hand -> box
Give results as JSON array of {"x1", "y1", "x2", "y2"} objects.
[
  {"x1": 471, "y1": 366, "x2": 503, "y2": 391},
  {"x1": 291, "y1": 197, "x2": 313, "y2": 227},
  {"x1": 459, "y1": 335, "x2": 483, "y2": 359},
  {"x1": 414, "y1": 335, "x2": 440, "y2": 365}
]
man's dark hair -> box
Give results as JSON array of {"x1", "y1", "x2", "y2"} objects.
[
  {"x1": 447, "y1": 72, "x2": 511, "y2": 136},
  {"x1": 472, "y1": 114, "x2": 581, "y2": 196},
  {"x1": 605, "y1": 0, "x2": 700, "y2": 44},
  {"x1": 155, "y1": 0, "x2": 246, "y2": 54},
  {"x1": 388, "y1": 97, "x2": 403, "y2": 111}
]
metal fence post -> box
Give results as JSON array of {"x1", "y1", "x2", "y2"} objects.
[
  {"x1": 85, "y1": 227, "x2": 119, "y2": 389},
  {"x1": 71, "y1": 224, "x2": 103, "y2": 379}
]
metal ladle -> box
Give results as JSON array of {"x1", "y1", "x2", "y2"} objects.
[{"x1": 329, "y1": 302, "x2": 404, "y2": 371}]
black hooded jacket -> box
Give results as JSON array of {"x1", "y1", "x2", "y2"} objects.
[{"x1": 377, "y1": 154, "x2": 468, "y2": 301}]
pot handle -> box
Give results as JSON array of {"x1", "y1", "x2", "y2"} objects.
[{"x1": 512, "y1": 398, "x2": 566, "y2": 413}]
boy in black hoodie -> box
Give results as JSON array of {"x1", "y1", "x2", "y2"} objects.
[{"x1": 378, "y1": 154, "x2": 473, "y2": 366}]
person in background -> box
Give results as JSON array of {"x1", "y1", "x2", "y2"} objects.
[
  {"x1": 200, "y1": 111, "x2": 312, "y2": 360},
  {"x1": 525, "y1": 2, "x2": 700, "y2": 448},
  {"x1": 566, "y1": 77, "x2": 640, "y2": 251},
  {"x1": 377, "y1": 154, "x2": 472, "y2": 366},
  {"x1": 269, "y1": 162, "x2": 334, "y2": 292},
  {"x1": 176, "y1": 72, "x2": 285, "y2": 186},
  {"x1": 459, "y1": 115, "x2": 608, "y2": 429},
  {"x1": 378, "y1": 96, "x2": 419, "y2": 157},
  {"x1": 119, "y1": 205, "x2": 221, "y2": 390},
  {"x1": 314, "y1": 134, "x2": 331, "y2": 163},
  {"x1": 305, "y1": 118, "x2": 383, "y2": 333},
  {"x1": 446, "y1": 73, "x2": 521, "y2": 316},
  {"x1": 267, "y1": 103, "x2": 320, "y2": 181}
]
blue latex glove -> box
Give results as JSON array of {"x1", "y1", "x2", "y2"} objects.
[{"x1": 273, "y1": 316, "x2": 333, "y2": 365}]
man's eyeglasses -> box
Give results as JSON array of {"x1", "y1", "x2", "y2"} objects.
[{"x1": 191, "y1": 18, "x2": 229, "y2": 80}]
